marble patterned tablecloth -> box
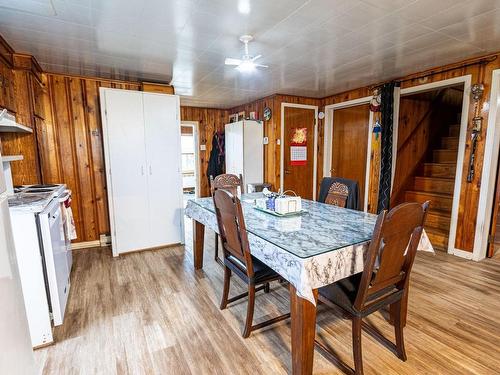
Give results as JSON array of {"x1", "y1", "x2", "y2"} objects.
[{"x1": 185, "y1": 194, "x2": 434, "y2": 304}]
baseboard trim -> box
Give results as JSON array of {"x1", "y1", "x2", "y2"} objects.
[
  {"x1": 118, "y1": 243, "x2": 181, "y2": 256},
  {"x1": 71, "y1": 240, "x2": 101, "y2": 250},
  {"x1": 451, "y1": 248, "x2": 474, "y2": 260}
]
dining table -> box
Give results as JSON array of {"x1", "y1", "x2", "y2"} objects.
[{"x1": 184, "y1": 193, "x2": 433, "y2": 375}]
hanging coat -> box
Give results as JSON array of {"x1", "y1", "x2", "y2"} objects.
[{"x1": 207, "y1": 131, "x2": 225, "y2": 183}]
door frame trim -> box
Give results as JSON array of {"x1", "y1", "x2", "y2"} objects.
[
  {"x1": 181, "y1": 121, "x2": 201, "y2": 198},
  {"x1": 280, "y1": 103, "x2": 319, "y2": 200},
  {"x1": 324, "y1": 97, "x2": 374, "y2": 212},
  {"x1": 474, "y1": 69, "x2": 500, "y2": 261},
  {"x1": 397, "y1": 75, "x2": 471, "y2": 258}
]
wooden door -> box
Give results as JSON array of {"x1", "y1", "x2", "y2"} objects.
[
  {"x1": 331, "y1": 104, "x2": 370, "y2": 208},
  {"x1": 143, "y1": 93, "x2": 184, "y2": 248},
  {"x1": 283, "y1": 106, "x2": 316, "y2": 199},
  {"x1": 101, "y1": 89, "x2": 149, "y2": 255},
  {"x1": 488, "y1": 156, "x2": 500, "y2": 257}
]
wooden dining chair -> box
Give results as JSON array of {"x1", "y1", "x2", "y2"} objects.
[
  {"x1": 213, "y1": 189, "x2": 290, "y2": 338},
  {"x1": 325, "y1": 181, "x2": 349, "y2": 207},
  {"x1": 318, "y1": 177, "x2": 360, "y2": 210},
  {"x1": 316, "y1": 201, "x2": 429, "y2": 375},
  {"x1": 210, "y1": 174, "x2": 244, "y2": 265}
]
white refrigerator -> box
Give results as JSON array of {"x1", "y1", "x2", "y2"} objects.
[{"x1": 0, "y1": 152, "x2": 36, "y2": 374}]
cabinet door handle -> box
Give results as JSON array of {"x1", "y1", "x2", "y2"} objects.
[
  {"x1": 149, "y1": 166, "x2": 152, "y2": 175},
  {"x1": 141, "y1": 166, "x2": 145, "y2": 175},
  {"x1": 284, "y1": 170, "x2": 291, "y2": 174}
]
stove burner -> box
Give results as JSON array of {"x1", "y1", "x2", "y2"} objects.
[
  {"x1": 8, "y1": 194, "x2": 49, "y2": 207},
  {"x1": 24, "y1": 188, "x2": 54, "y2": 193},
  {"x1": 28, "y1": 184, "x2": 59, "y2": 189}
]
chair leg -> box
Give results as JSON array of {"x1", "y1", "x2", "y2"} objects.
[
  {"x1": 352, "y1": 317, "x2": 364, "y2": 375},
  {"x1": 242, "y1": 283, "x2": 256, "y2": 338},
  {"x1": 394, "y1": 299, "x2": 407, "y2": 361},
  {"x1": 264, "y1": 282, "x2": 270, "y2": 293},
  {"x1": 214, "y1": 234, "x2": 219, "y2": 261},
  {"x1": 220, "y1": 266, "x2": 231, "y2": 310}
]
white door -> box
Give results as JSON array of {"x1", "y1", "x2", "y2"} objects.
[
  {"x1": 143, "y1": 93, "x2": 183, "y2": 247},
  {"x1": 243, "y1": 121, "x2": 264, "y2": 185},
  {"x1": 101, "y1": 89, "x2": 149, "y2": 254},
  {"x1": 225, "y1": 121, "x2": 244, "y2": 177},
  {"x1": 0, "y1": 195, "x2": 36, "y2": 373}
]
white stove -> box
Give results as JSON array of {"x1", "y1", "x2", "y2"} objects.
[{"x1": 8, "y1": 183, "x2": 73, "y2": 347}]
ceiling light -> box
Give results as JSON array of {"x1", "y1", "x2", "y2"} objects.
[
  {"x1": 236, "y1": 60, "x2": 256, "y2": 73},
  {"x1": 238, "y1": 0, "x2": 250, "y2": 14}
]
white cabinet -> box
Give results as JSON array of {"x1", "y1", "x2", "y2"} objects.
[
  {"x1": 100, "y1": 88, "x2": 183, "y2": 256},
  {"x1": 225, "y1": 120, "x2": 264, "y2": 188}
]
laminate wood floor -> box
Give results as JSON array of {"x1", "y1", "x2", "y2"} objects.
[{"x1": 35, "y1": 224, "x2": 500, "y2": 374}]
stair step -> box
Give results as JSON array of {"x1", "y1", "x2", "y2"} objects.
[
  {"x1": 422, "y1": 163, "x2": 456, "y2": 178},
  {"x1": 441, "y1": 136, "x2": 459, "y2": 150},
  {"x1": 426, "y1": 228, "x2": 449, "y2": 250},
  {"x1": 414, "y1": 176, "x2": 454, "y2": 194},
  {"x1": 449, "y1": 124, "x2": 460, "y2": 137},
  {"x1": 433, "y1": 149, "x2": 458, "y2": 163},
  {"x1": 405, "y1": 190, "x2": 453, "y2": 211},
  {"x1": 426, "y1": 210, "x2": 451, "y2": 231}
]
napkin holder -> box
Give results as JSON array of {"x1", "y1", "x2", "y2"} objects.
[{"x1": 274, "y1": 196, "x2": 302, "y2": 215}]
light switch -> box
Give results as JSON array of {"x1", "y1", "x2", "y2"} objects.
[
  {"x1": 277, "y1": 139, "x2": 281, "y2": 145},
  {"x1": 200, "y1": 144, "x2": 206, "y2": 151},
  {"x1": 263, "y1": 137, "x2": 269, "y2": 145}
]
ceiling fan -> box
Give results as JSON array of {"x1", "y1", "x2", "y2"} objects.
[{"x1": 225, "y1": 35, "x2": 268, "y2": 72}]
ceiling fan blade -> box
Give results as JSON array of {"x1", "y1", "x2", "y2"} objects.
[
  {"x1": 225, "y1": 58, "x2": 242, "y2": 66},
  {"x1": 255, "y1": 64, "x2": 269, "y2": 68},
  {"x1": 252, "y1": 54, "x2": 262, "y2": 61}
]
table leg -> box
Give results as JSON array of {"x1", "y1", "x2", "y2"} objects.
[
  {"x1": 193, "y1": 219, "x2": 205, "y2": 270},
  {"x1": 290, "y1": 285, "x2": 318, "y2": 375}
]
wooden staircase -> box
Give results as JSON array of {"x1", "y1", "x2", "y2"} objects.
[{"x1": 404, "y1": 123, "x2": 460, "y2": 250}]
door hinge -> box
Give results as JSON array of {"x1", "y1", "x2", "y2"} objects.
[
  {"x1": 488, "y1": 234, "x2": 495, "y2": 244},
  {"x1": 49, "y1": 312, "x2": 54, "y2": 320}
]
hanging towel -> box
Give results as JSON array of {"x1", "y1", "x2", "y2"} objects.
[{"x1": 62, "y1": 194, "x2": 77, "y2": 240}]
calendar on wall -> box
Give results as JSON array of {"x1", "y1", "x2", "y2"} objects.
[{"x1": 290, "y1": 127, "x2": 307, "y2": 166}]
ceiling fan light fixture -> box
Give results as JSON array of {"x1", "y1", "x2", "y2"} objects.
[{"x1": 236, "y1": 60, "x2": 256, "y2": 73}]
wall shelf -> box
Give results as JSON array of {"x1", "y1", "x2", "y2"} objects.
[
  {"x1": 2, "y1": 154, "x2": 23, "y2": 195},
  {"x1": 0, "y1": 122, "x2": 33, "y2": 133},
  {"x1": 2, "y1": 155, "x2": 24, "y2": 162}
]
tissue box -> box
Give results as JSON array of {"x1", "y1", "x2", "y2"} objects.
[{"x1": 274, "y1": 196, "x2": 302, "y2": 215}]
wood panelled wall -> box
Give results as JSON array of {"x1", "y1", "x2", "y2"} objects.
[
  {"x1": 180, "y1": 106, "x2": 229, "y2": 197},
  {"x1": 391, "y1": 97, "x2": 434, "y2": 206},
  {"x1": 0, "y1": 51, "x2": 43, "y2": 186},
  {"x1": 230, "y1": 94, "x2": 322, "y2": 192},
  {"x1": 1, "y1": 29, "x2": 500, "y2": 252},
  {"x1": 39, "y1": 74, "x2": 141, "y2": 243},
  {"x1": 322, "y1": 55, "x2": 500, "y2": 253},
  {"x1": 391, "y1": 94, "x2": 459, "y2": 206}
]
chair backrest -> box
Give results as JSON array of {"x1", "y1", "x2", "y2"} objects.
[
  {"x1": 325, "y1": 182, "x2": 349, "y2": 207},
  {"x1": 210, "y1": 173, "x2": 244, "y2": 195},
  {"x1": 318, "y1": 177, "x2": 360, "y2": 210},
  {"x1": 353, "y1": 201, "x2": 429, "y2": 311},
  {"x1": 212, "y1": 189, "x2": 254, "y2": 276}
]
